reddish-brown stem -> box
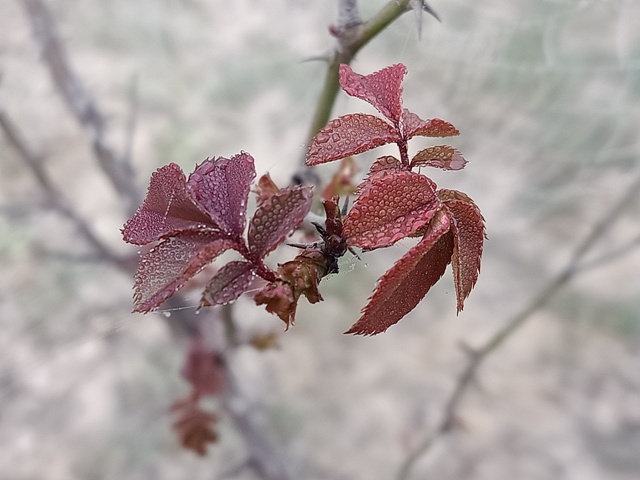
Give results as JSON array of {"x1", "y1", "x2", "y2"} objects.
[
  {"x1": 255, "y1": 263, "x2": 277, "y2": 283},
  {"x1": 398, "y1": 140, "x2": 410, "y2": 166}
]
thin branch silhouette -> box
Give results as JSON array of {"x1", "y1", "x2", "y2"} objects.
[{"x1": 395, "y1": 169, "x2": 640, "y2": 480}]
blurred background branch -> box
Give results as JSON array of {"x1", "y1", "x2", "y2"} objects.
[{"x1": 397, "y1": 168, "x2": 640, "y2": 480}]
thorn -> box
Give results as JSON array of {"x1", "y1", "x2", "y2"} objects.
[
  {"x1": 341, "y1": 195, "x2": 350, "y2": 216},
  {"x1": 312, "y1": 222, "x2": 327, "y2": 238},
  {"x1": 421, "y1": 1, "x2": 441, "y2": 22}
]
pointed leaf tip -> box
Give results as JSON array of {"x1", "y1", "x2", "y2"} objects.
[
  {"x1": 339, "y1": 63, "x2": 406, "y2": 124},
  {"x1": 438, "y1": 190, "x2": 485, "y2": 312},
  {"x1": 402, "y1": 110, "x2": 459, "y2": 139},
  {"x1": 188, "y1": 152, "x2": 256, "y2": 237},
  {"x1": 122, "y1": 163, "x2": 214, "y2": 245},
  {"x1": 346, "y1": 212, "x2": 453, "y2": 335}
]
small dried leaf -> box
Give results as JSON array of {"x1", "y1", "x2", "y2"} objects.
[
  {"x1": 306, "y1": 114, "x2": 398, "y2": 166},
  {"x1": 133, "y1": 232, "x2": 234, "y2": 313},
  {"x1": 253, "y1": 173, "x2": 280, "y2": 205},
  {"x1": 181, "y1": 338, "x2": 226, "y2": 397},
  {"x1": 279, "y1": 249, "x2": 327, "y2": 305},
  {"x1": 255, "y1": 250, "x2": 328, "y2": 329},
  {"x1": 200, "y1": 261, "x2": 256, "y2": 307},
  {"x1": 248, "y1": 185, "x2": 314, "y2": 259},
  {"x1": 411, "y1": 145, "x2": 467, "y2": 170},
  {"x1": 122, "y1": 163, "x2": 214, "y2": 245},
  {"x1": 254, "y1": 280, "x2": 297, "y2": 327},
  {"x1": 250, "y1": 332, "x2": 280, "y2": 350},
  {"x1": 321, "y1": 156, "x2": 359, "y2": 200},
  {"x1": 339, "y1": 63, "x2": 406, "y2": 124},
  {"x1": 401, "y1": 109, "x2": 459, "y2": 139},
  {"x1": 188, "y1": 152, "x2": 255, "y2": 237},
  {"x1": 346, "y1": 212, "x2": 453, "y2": 335},
  {"x1": 438, "y1": 190, "x2": 485, "y2": 312},
  {"x1": 344, "y1": 171, "x2": 440, "y2": 249}
]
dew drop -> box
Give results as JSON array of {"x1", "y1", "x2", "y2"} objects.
[{"x1": 162, "y1": 311, "x2": 171, "y2": 317}]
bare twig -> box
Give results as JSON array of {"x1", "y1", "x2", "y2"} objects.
[
  {"x1": 573, "y1": 233, "x2": 640, "y2": 274},
  {"x1": 396, "y1": 170, "x2": 640, "y2": 480},
  {"x1": 221, "y1": 367, "x2": 295, "y2": 480},
  {"x1": 0, "y1": 106, "x2": 124, "y2": 265},
  {"x1": 22, "y1": 0, "x2": 141, "y2": 214},
  {"x1": 14, "y1": 5, "x2": 293, "y2": 476},
  {"x1": 122, "y1": 74, "x2": 139, "y2": 169},
  {"x1": 294, "y1": 0, "x2": 432, "y2": 187}
]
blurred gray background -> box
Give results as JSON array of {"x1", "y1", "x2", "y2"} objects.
[{"x1": 1, "y1": 1, "x2": 639, "y2": 479}]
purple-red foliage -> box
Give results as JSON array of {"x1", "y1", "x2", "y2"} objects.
[
  {"x1": 306, "y1": 63, "x2": 485, "y2": 335},
  {"x1": 122, "y1": 152, "x2": 314, "y2": 316},
  {"x1": 122, "y1": 64, "x2": 484, "y2": 337}
]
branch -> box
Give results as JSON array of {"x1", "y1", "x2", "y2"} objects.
[
  {"x1": 21, "y1": 0, "x2": 141, "y2": 214},
  {"x1": 13, "y1": 7, "x2": 295, "y2": 476},
  {"x1": 306, "y1": 0, "x2": 412, "y2": 145},
  {"x1": 221, "y1": 368, "x2": 295, "y2": 480},
  {"x1": 292, "y1": 0, "x2": 425, "y2": 187},
  {"x1": 395, "y1": 169, "x2": 640, "y2": 480},
  {"x1": 0, "y1": 106, "x2": 124, "y2": 265},
  {"x1": 213, "y1": 302, "x2": 293, "y2": 480}
]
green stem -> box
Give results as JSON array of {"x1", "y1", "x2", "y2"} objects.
[{"x1": 304, "y1": 0, "x2": 412, "y2": 146}]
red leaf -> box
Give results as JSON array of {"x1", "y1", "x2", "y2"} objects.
[
  {"x1": 369, "y1": 155, "x2": 404, "y2": 174},
  {"x1": 346, "y1": 212, "x2": 453, "y2": 335},
  {"x1": 253, "y1": 173, "x2": 280, "y2": 205},
  {"x1": 133, "y1": 232, "x2": 234, "y2": 313},
  {"x1": 401, "y1": 109, "x2": 459, "y2": 139},
  {"x1": 187, "y1": 152, "x2": 255, "y2": 237},
  {"x1": 306, "y1": 114, "x2": 398, "y2": 166},
  {"x1": 181, "y1": 337, "x2": 226, "y2": 397},
  {"x1": 248, "y1": 185, "x2": 314, "y2": 259},
  {"x1": 438, "y1": 190, "x2": 485, "y2": 312},
  {"x1": 122, "y1": 164, "x2": 214, "y2": 245},
  {"x1": 200, "y1": 260, "x2": 256, "y2": 307},
  {"x1": 339, "y1": 63, "x2": 406, "y2": 124},
  {"x1": 343, "y1": 171, "x2": 440, "y2": 249},
  {"x1": 411, "y1": 145, "x2": 467, "y2": 170}
]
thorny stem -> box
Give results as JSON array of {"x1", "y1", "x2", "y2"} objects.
[
  {"x1": 304, "y1": 0, "x2": 413, "y2": 152},
  {"x1": 395, "y1": 169, "x2": 640, "y2": 480}
]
